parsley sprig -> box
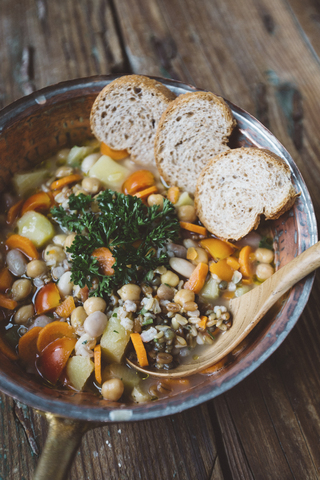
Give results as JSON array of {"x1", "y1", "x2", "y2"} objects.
[{"x1": 51, "y1": 190, "x2": 180, "y2": 297}]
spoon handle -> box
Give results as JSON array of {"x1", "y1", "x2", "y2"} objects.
[{"x1": 232, "y1": 240, "x2": 320, "y2": 323}]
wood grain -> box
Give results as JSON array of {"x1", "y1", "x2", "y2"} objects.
[{"x1": 1, "y1": 0, "x2": 320, "y2": 479}]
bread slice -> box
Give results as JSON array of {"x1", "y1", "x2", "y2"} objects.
[
  {"x1": 90, "y1": 75, "x2": 176, "y2": 166},
  {"x1": 194, "y1": 148, "x2": 298, "y2": 241},
  {"x1": 154, "y1": 92, "x2": 236, "y2": 194}
]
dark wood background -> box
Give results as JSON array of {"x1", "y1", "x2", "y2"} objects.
[{"x1": 1, "y1": 0, "x2": 320, "y2": 478}]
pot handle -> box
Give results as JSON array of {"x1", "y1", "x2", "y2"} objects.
[{"x1": 33, "y1": 412, "x2": 96, "y2": 480}]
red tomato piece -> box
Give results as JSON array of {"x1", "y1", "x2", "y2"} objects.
[
  {"x1": 35, "y1": 283, "x2": 61, "y2": 314},
  {"x1": 37, "y1": 337, "x2": 76, "y2": 384}
]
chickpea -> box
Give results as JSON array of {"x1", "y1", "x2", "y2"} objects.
[
  {"x1": 84, "y1": 311, "x2": 108, "y2": 337},
  {"x1": 64, "y1": 233, "x2": 77, "y2": 250},
  {"x1": 161, "y1": 270, "x2": 180, "y2": 287},
  {"x1": 117, "y1": 284, "x2": 141, "y2": 301},
  {"x1": 177, "y1": 205, "x2": 197, "y2": 223},
  {"x1": 26, "y1": 260, "x2": 47, "y2": 278},
  {"x1": 81, "y1": 153, "x2": 100, "y2": 173},
  {"x1": 147, "y1": 194, "x2": 164, "y2": 210},
  {"x1": 256, "y1": 263, "x2": 274, "y2": 281},
  {"x1": 83, "y1": 297, "x2": 107, "y2": 315},
  {"x1": 55, "y1": 165, "x2": 73, "y2": 178},
  {"x1": 157, "y1": 284, "x2": 175, "y2": 300},
  {"x1": 12, "y1": 279, "x2": 32, "y2": 301},
  {"x1": 14, "y1": 304, "x2": 34, "y2": 325},
  {"x1": 44, "y1": 245, "x2": 66, "y2": 266},
  {"x1": 52, "y1": 234, "x2": 67, "y2": 247},
  {"x1": 71, "y1": 306, "x2": 87, "y2": 329},
  {"x1": 75, "y1": 189, "x2": 87, "y2": 196},
  {"x1": 82, "y1": 177, "x2": 101, "y2": 194},
  {"x1": 255, "y1": 248, "x2": 274, "y2": 264},
  {"x1": 101, "y1": 378, "x2": 124, "y2": 401},
  {"x1": 174, "y1": 289, "x2": 195, "y2": 306}
]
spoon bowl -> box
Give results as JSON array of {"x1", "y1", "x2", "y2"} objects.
[{"x1": 128, "y1": 241, "x2": 320, "y2": 377}]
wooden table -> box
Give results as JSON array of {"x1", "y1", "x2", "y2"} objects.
[{"x1": 1, "y1": 0, "x2": 320, "y2": 478}]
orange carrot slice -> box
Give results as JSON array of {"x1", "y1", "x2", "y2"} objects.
[
  {"x1": 226, "y1": 256, "x2": 240, "y2": 270},
  {"x1": 35, "y1": 283, "x2": 61, "y2": 314},
  {"x1": 134, "y1": 185, "x2": 158, "y2": 199},
  {"x1": 122, "y1": 170, "x2": 155, "y2": 195},
  {"x1": 209, "y1": 258, "x2": 234, "y2": 282},
  {"x1": 167, "y1": 187, "x2": 180, "y2": 204},
  {"x1": 239, "y1": 246, "x2": 254, "y2": 277},
  {"x1": 0, "y1": 294, "x2": 17, "y2": 310},
  {"x1": 0, "y1": 336, "x2": 18, "y2": 361},
  {"x1": 91, "y1": 247, "x2": 115, "y2": 276},
  {"x1": 130, "y1": 333, "x2": 149, "y2": 367},
  {"x1": 198, "y1": 316, "x2": 208, "y2": 330},
  {"x1": 0, "y1": 268, "x2": 14, "y2": 292},
  {"x1": 6, "y1": 234, "x2": 39, "y2": 260},
  {"x1": 94, "y1": 345, "x2": 102, "y2": 384},
  {"x1": 6, "y1": 199, "x2": 24, "y2": 225},
  {"x1": 50, "y1": 174, "x2": 82, "y2": 191},
  {"x1": 200, "y1": 238, "x2": 234, "y2": 260},
  {"x1": 18, "y1": 326, "x2": 42, "y2": 365},
  {"x1": 21, "y1": 192, "x2": 52, "y2": 215},
  {"x1": 37, "y1": 321, "x2": 75, "y2": 353},
  {"x1": 184, "y1": 263, "x2": 209, "y2": 294},
  {"x1": 164, "y1": 378, "x2": 190, "y2": 386},
  {"x1": 180, "y1": 222, "x2": 207, "y2": 236},
  {"x1": 100, "y1": 142, "x2": 128, "y2": 160},
  {"x1": 56, "y1": 296, "x2": 76, "y2": 318}
]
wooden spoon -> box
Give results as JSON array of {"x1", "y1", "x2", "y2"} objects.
[{"x1": 127, "y1": 241, "x2": 320, "y2": 378}]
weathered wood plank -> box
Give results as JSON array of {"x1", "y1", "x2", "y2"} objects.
[{"x1": 0, "y1": 0, "x2": 126, "y2": 108}]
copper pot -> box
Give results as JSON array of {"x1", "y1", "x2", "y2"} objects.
[{"x1": 0, "y1": 76, "x2": 316, "y2": 480}]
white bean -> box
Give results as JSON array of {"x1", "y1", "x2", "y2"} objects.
[
  {"x1": 169, "y1": 257, "x2": 196, "y2": 278},
  {"x1": 84, "y1": 311, "x2": 108, "y2": 337},
  {"x1": 29, "y1": 315, "x2": 52, "y2": 329},
  {"x1": 71, "y1": 306, "x2": 87, "y2": 329},
  {"x1": 12, "y1": 279, "x2": 32, "y2": 301},
  {"x1": 14, "y1": 304, "x2": 34, "y2": 325},
  {"x1": 81, "y1": 153, "x2": 101, "y2": 173},
  {"x1": 6, "y1": 250, "x2": 27, "y2": 276},
  {"x1": 57, "y1": 271, "x2": 73, "y2": 297}
]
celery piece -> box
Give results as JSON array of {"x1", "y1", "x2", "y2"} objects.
[
  {"x1": 13, "y1": 170, "x2": 48, "y2": 197},
  {"x1": 67, "y1": 146, "x2": 95, "y2": 166},
  {"x1": 199, "y1": 277, "x2": 220, "y2": 301},
  {"x1": 66, "y1": 356, "x2": 94, "y2": 391},
  {"x1": 89, "y1": 155, "x2": 129, "y2": 189},
  {"x1": 102, "y1": 363, "x2": 140, "y2": 395},
  {"x1": 235, "y1": 285, "x2": 251, "y2": 297},
  {"x1": 17, "y1": 211, "x2": 55, "y2": 248}
]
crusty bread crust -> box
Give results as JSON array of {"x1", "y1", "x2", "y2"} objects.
[
  {"x1": 154, "y1": 91, "x2": 236, "y2": 194},
  {"x1": 194, "y1": 147, "x2": 298, "y2": 241},
  {"x1": 90, "y1": 75, "x2": 176, "y2": 166}
]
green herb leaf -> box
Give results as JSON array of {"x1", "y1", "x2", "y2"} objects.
[
  {"x1": 142, "y1": 318, "x2": 154, "y2": 326},
  {"x1": 259, "y1": 236, "x2": 273, "y2": 250}
]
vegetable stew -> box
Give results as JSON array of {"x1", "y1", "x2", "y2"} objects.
[{"x1": 0, "y1": 141, "x2": 275, "y2": 404}]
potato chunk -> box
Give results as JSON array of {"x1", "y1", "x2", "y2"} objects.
[
  {"x1": 66, "y1": 356, "x2": 94, "y2": 391},
  {"x1": 89, "y1": 155, "x2": 129, "y2": 189},
  {"x1": 100, "y1": 316, "x2": 130, "y2": 363},
  {"x1": 17, "y1": 211, "x2": 55, "y2": 248}
]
